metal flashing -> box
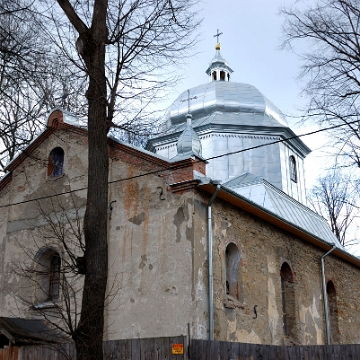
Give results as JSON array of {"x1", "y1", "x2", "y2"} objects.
[{"x1": 218, "y1": 175, "x2": 342, "y2": 248}]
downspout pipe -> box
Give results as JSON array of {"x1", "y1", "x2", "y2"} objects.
[
  {"x1": 207, "y1": 181, "x2": 221, "y2": 341},
  {"x1": 321, "y1": 245, "x2": 336, "y2": 345}
]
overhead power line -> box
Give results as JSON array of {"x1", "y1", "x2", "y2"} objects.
[{"x1": 0, "y1": 118, "x2": 359, "y2": 209}]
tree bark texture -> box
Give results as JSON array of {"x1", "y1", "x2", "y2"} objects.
[{"x1": 67, "y1": 1, "x2": 109, "y2": 359}]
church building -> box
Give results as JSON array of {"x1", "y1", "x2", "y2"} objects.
[{"x1": 0, "y1": 41, "x2": 360, "y2": 348}]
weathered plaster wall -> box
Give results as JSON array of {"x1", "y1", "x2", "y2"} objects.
[
  {"x1": 0, "y1": 129, "x2": 88, "y2": 320},
  {"x1": 206, "y1": 196, "x2": 360, "y2": 345},
  {"x1": 191, "y1": 197, "x2": 211, "y2": 340},
  {"x1": 0, "y1": 126, "x2": 208, "y2": 341},
  {"x1": 104, "y1": 153, "x2": 200, "y2": 340}
]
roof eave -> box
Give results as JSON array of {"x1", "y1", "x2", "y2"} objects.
[
  {"x1": 146, "y1": 123, "x2": 312, "y2": 158},
  {"x1": 198, "y1": 182, "x2": 360, "y2": 268},
  {"x1": 5, "y1": 123, "x2": 88, "y2": 173}
]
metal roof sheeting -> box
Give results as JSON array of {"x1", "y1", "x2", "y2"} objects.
[
  {"x1": 166, "y1": 81, "x2": 288, "y2": 128},
  {"x1": 223, "y1": 173, "x2": 343, "y2": 248}
]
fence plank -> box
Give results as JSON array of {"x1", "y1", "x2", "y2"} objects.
[
  {"x1": 267, "y1": 344, "x2": 277, "y2": 360},
  {"x1": 141, "y1": 337, "x2": 153, "y2": 360},
  {"x1": 354, "y1": 344, "x2": 360, "y2": 360},
  {"x1": 199, "y1": 339, "x2": 208, "y2": 360},
  {"x1": 130, "y1": 339, "x2": 140, "y2": 360},
  {"x1": 208, "y1": 339, "x2": 219, "y2": 360},
  {"x1": 175, "y1": 336, "x2": 185, "y2": 360},
  {"x1": 316, "y1": 344, "x2": 325, "y2": 360},
  {"x1": 229, "y1": 342, "x2": 240, "y2": 360},
  {"x1": 298, "y1": 345, "x2": 307, "y2": 360},
  {"x1": 254, "y1": 343, "x2": 266, "y2": 360},
  {"x1": 219, "y1": 340, "x2": 232, "y2": 360},
  {"x1": 159, "y1": 337, "x2": 169, "y2": 360},
  {"x1": 239, "y1": 342, "x2": 251, "y2": 360},
  {"x1": 121, "y1": 339, "x2": 132, "y2": 360},
  {"x1": 190, "y1": 339, "x2": 202, "y2": 360},
  {"x1": 276, "y1": 344, "x2": 285, "y2": 360},
  {"x1": 348, "y1": 344, "x2": 357, "y2": 360},
  {"x1": 103, "y1": 339, "x2": 115, "y2": 360}
]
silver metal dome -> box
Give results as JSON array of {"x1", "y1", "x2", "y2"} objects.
[
  {"x1": 166, "y1": 81, "x2": 288, "y2": 130},
  {"x1": 147, "y1": 48, "x2": 311, "y2": 204}
]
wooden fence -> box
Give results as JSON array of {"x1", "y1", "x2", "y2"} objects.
[
  {"x1": 190, "y1": 339, "x2": 360, "y2": 360},
  {"x1": 4, "y1": 337, "x2": 360, "y2": 359},
  {"x1": 16, "y1": 335, "x2": 187, "y2": 360},
  {"x1": 0, "y1": 346, "x2": 18, "y2": 360}
]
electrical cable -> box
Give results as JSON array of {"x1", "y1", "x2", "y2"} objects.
[{"x1": 0, "y1": 118, "x2": 359, "y2": 209}]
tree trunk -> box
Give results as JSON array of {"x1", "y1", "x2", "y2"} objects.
[{"x1": 74, "y1": 2, "x2": 109, "y2": 359}]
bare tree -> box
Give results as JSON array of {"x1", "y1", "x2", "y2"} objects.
[
  {"x1": 10, "y1": 194, "x2": 88, "y2": 340},
  {"x1": 0, "y1": 3, "x2": 88, "y2": 173},
  {"x1": 281, "y1": 0, "x2": 360, "y2": 168},
  {"x1": 7, "y1": 1, "x2": 200, "y2": 359},
  {"x1": 308, "y1": 170, "x2": 357, "y2": 246}
]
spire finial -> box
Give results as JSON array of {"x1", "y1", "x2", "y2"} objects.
[{"x1": 214, "y1": 29, "x2": 223, "y2": 50}]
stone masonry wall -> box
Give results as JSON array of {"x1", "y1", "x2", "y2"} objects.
[{"x1": 204, "y1": 195, "x2": 360, "y2": 346}]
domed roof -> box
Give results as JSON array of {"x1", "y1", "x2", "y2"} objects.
[
  {"x1": 165, "y1": 81, "x2": 288, "y2": 133},
  {"x1": 147, "y1": 43, "x2": 311, "y2": 205}
]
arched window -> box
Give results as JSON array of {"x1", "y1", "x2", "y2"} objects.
[
  {"x1": 289, "y1": 155, "x2": 297, "y2": 183},
  {"x1": 212, "y1": 71, "x2": 217, "y2": 81},
  {"x1": 225, "y1": 243, "x2": 241, "y2": 299},
  {"x1": 48, "y1": 147, "x2": 64, "y2": 177},
  {"x1": 280, "y1": 262, "x2": 297, "y2": 341},
  {"x1": 220, "y1": 71, "x2": 225, "y2": 81},
  {"x1": 327, "y1": 281, "x2": 340, "y2": 344},
  {"x1": 35, "y1": 248, "x2": 61, "y2": 303}
]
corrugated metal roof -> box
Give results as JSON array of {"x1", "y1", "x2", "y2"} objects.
[{"x1": 223, "y1": 173, "x2": 343, "y2": 248}]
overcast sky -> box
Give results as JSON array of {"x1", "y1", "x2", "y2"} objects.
[
  {"x1": 176, "y1": 0, "x2": 305, "y2": 116},
  {"x1": 164, "y1": 0, "x2": 330, "y2": 188},
  {"x1": 166, "y1": 0, "x2": 360, "y2": 253}
]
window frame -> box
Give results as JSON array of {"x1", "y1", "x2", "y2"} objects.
[
  {"x1": 225, "y1": 242, "x2": 241, "y2": 300},
  {"x1": 289, "y1": 155, "x2": 297, "y2": 183},
  {"x1": 326, "y1": 280, "x2": 340, "y2": 344},
  {"x1": 34, "y1": 248, "x2": 61, "y2": 306},
  {"x1": 47, "y1": 147, "x2": 64, "y2": 177},
  {"x1": 280, "y1": 262, "x2": 296, "y2": 340}
]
